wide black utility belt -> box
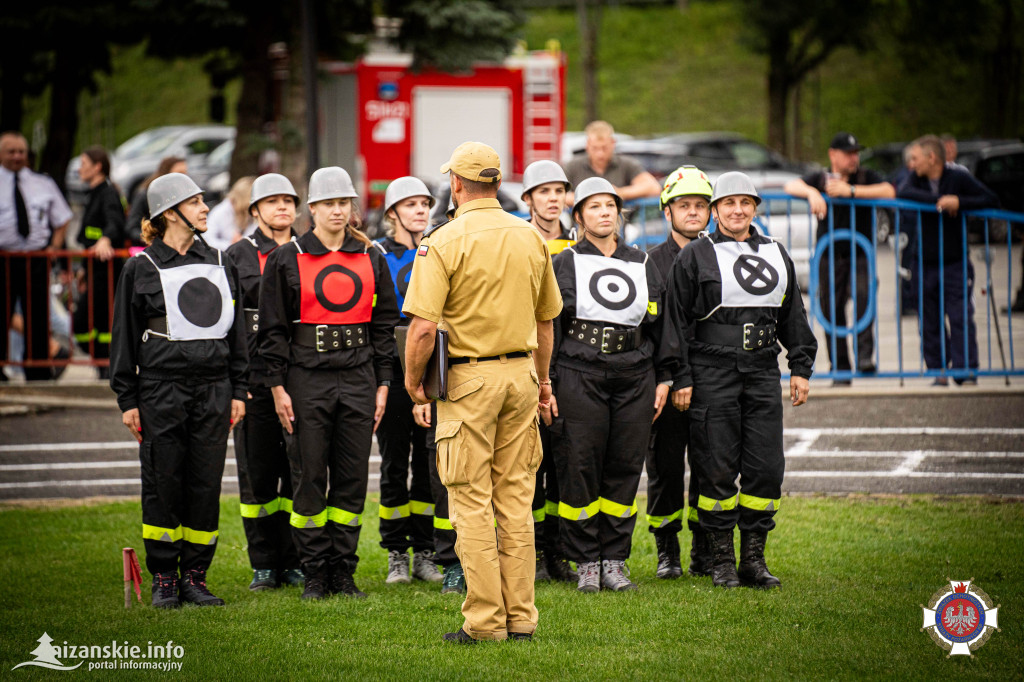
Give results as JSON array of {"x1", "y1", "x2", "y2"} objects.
[
  {"x1": 138, "y1": 368, "x2": 228, "y2": 384},
  {"x1": 566, "y1": 318, "x2": 642, "y2": 354},
  {"x1": 292, "y1": 322, "x2": 369, "y2": 352},
  {"x1": 450, "y1": 351, "x2": 530, "y2": 365},
  {"x1": 695, "y1": 321, "x2": 777, "y2": 351},
  {"x1": 243, "y1": 308, "x2": 259, "y2": 335}
]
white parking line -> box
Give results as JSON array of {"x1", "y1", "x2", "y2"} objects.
[
  {"x1": 786, "y1": 471, "x2": 1024, "y2": 479},
  {"x1": 0, "y1": 472, "x2": 384, "y2": 490},
  {"x1": 787, "y1": 427, "x2": 1024, "y2": 437},
  {"x1": 0, "y1": 456, "x2": 383, "y2": 472}
]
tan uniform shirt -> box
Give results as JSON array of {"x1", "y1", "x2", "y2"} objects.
[{"x1": 402, "y1": 197, "x2": 562, "y2": 358}]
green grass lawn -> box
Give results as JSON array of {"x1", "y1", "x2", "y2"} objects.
[{"x1": 1, "y1": 495, "x2": 1021, "y2": 680}]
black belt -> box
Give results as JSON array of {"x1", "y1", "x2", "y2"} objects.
[
  {"x1": 450, "y1": 351, "x2": 530, "y2": 365},
  {"x1": 695, "y1": 321, "x2": 777, "y2": 351},
  {"x1": 566, "y1": 319, "x2": 642, "y2": 354},
  {"x1": 243, "y1": 309, "x2": 259, "y2": 335},
  {"x1": 293, "y1": 323, "x2": 369, "y2": 352},
  {"x1": 147, "y1": 317, "x2": 168, "y2": 334}
]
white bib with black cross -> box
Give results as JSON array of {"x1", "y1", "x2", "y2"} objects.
[
  {"x1": 140, "y1": 251, "x2": 234, "y2": 340},
  {"x1": 712, "y1": 240, "x2": 788, "y2": 308},
  {"x1": 572, "y1": 252, "x2": 649, "y2": 326}
]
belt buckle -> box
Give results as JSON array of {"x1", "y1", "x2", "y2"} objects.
[
  {"x1": 315, "y1": 324, "x2": 328, "y2": 353},
  {"x1": 600, "y1": 326, "x2": 616, "y2": 354},
  {"x1": 742, "y1": 322, "x2": 754, "y2": 351}
]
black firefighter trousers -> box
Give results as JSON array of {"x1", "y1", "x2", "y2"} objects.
[
  {"x1": 646, "y1": 403, "x2": 698, "y2": 536},
  {"x1": 285, "y1": 364, "x2": 374, "y2": 576},
  {"x1": 553, "y1": 359, "x2": 654, "y2": 563},
  {"x1": 139, "y1": 376, "x2": 231, "y2": 576}
]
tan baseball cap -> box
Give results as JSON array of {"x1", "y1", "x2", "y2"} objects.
[{"x1": 439, "y1": 141, "x2": 502, "y2": 183}]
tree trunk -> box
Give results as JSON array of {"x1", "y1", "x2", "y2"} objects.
[
  {"x1": 40, "y1": 45, "x2": 82, "y2": 194},
  {"x1": 767, "y1": 65, "x2": 789, "y2": 154},
  {"x1": 791, "y1": 79, "x2": 802, "y2": 161},
  {"x1": 230, "y1": 33, "x2": 273, "y2": 181},
  {"x1": 0, "y1": 49, "x2": 26, "y2": 134},
  {"x1": 987, "y1": 0, "x2": 1021, "y2": 137},
  {"x1": 279, "y1": 11, "x2": 309, "y2": 212},
  {"x1": 577, "y1": 0, "x2": 602, "y2": 124}
]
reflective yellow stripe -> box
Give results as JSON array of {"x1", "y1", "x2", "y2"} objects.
[
  {"x1": 647, "y1": 301, "x2": 658, "y2": 315},
  {"x1": 687, "y1": 507, "x2": 699, "y2": 523},
  {"x1": 599, "y1": 497, "x2": 638, "y2": 518},
  {"x1": 558, "y1": 500, "x2": 600, "y2": 521},
  {"x1": 182, "y1": 527, "x2": 218, "y2": 545},
  {"x1": 142, "y1": 524, "x2": 182, "y2": 543},
  {"x1": 409, "y1": 500, "x2": 435, "y2": 516},
  {"x1": 532, "y1": 508, "x2": 545, "y2": 522},
  {"x1": 240, "y1": 497, "x2": 285, "y2": 519},
  {"x1": 290, "y1": 509, "x2": 328, "y2": 529},
  {"x1": 738, "y1": 493, "x2": 780, "y2": 512},
  {"x1": 433, "y1": 516, "x2": 454, "y2": 531},
  {"x1": 379, "y1": 504, "x2": 410, "y2": 520},
  {"x1": 326, "y1": 506, "x2": 362, "y2": 527},
  {"x1": 544, "y1": 500, "x2": 559, "y2": 515},
  {"x1": 372, "y1": 294, "x2": 377, "y2": 307},
  {"x1": 74, "y1": 330, "x2": 97, "y2": 343},
  {"x1": 645, "y1": 508, "x2": 682, "y2": 529},
  {"x1": 698, "y1": 494, "x2": 738, "y2": 512},
  {"x1": 278, "y1": 497, "x2": 293, "y2": 514},
  {"x1": 97, "y1": 332, "x2": 111, "y2": 344},
  {"x1": 84, "y1": 226, "x2": 103, "y2": 241}
]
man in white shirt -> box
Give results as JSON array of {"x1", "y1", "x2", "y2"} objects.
[{"x1": 1, "y1": 131, "x2": 73, "y2": 380}]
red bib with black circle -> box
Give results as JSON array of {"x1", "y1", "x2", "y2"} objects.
[
  {"x1": 258, "y1": 251, "x2": 269, "y2": 275},
  {"x1": 297, "y1": 251, "x2": 374, "y2": 324}
]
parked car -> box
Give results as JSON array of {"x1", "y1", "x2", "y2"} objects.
[
  {"x1": 860, "y1": 142, "x2": 907, "y2": 180},
  {"x1": 188, "y1": 138, "x2": 234, "y2": 207}
]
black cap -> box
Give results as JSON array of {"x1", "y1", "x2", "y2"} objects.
[{"x1": 829, "y1": 132, "x2": 861, "y2": 152}]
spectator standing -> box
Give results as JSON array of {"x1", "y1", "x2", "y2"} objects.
[
  {"x1": 898, "y1": 135, "x2": 999, "y2": 385},
  {"x1": 205, "y1": 177, "x2": 256, "y2": 250},
  {"x1": 126, "y1": 157, "x2": 187, "y2": 246},
  {"x1": 0, "y1": 131, "x2": 72, "y2": 381},
  {"x1": 563, "y1": 121, "x2": 661, "y2": 203},
  {"x1": 783, "y1": 132, "x2": 894, "y2": 382}
]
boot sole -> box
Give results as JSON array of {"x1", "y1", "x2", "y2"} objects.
[
  {"x1": 577, "y1": 586, "x2": 599, "y2": 593},
  {"x1": 739, "y1": 579, "x2": 781, "y2": 590},
  {"x1": 385, "y1": 576, "x2": 412, "y2": 584},
  {"x1": 249, "y1": 583, "x2": 277, "y2": 591}
]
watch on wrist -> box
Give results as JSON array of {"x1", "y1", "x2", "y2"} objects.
[{"x1": 850, "y1": 185, "x2": 856, "y2": 198}]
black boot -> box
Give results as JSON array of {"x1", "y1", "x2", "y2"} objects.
[
  {"x1": 151, "y1": 573, "x2": 180, "y2": 609},
  {"x1": 707, "y1": 530, "x2": 741, "y2": 589},
  {"x1": 179, "y1": 568, "x2": 225, "y2": 606},
  {"x1": 535, "y1": 551, "x2": 552, "y2": 581},
  {"x1": 330, "y1": 569, "x2": 367, "y2": 599},
  {"x1": 737, "y1": 530, "x2": 781, "y2": 589},
  {"x1": 654, "y1": 532, "x2": 683, "y2": 579},
  {"x1": 546, "y1": 553, "x2": 577, "y2": 583},
  {"x1": 301, "y1": 566, "x2": 328, "y2": 601},
  {"x1": 688, "y1": 528, "x2": 713, "y2": 577}
]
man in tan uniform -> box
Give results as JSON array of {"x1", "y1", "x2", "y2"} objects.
[{"x1": 403, "y1": 142, "x2": 562, "y2": 643}]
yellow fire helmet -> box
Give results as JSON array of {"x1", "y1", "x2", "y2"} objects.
[{"x1": 659, "y1": 165, "x2": 713, "y2": 210}]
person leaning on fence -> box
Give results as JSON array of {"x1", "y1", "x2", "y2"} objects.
[
  {"x1": 645, "y1": 165, "x2": 715, "y2": 580},
  {"x1": 371, "y1": 176, "x2": 445, "y2": 587},
  {"x1": 126, "y1": 156, "x2": 187, "y2": 247},
  {"x1": 257, "y1": 166, "x2": 400, "y2": 601},
  {"x1": 225, "y1": 173, "x2": 304, "y2": 593},
  {"x1": 0, "y1": 131, "x2": 72, "y2": 381},
  {"x1": 897, "y1": 135, "x2": 999, "y2": 386},
  {"x1": 402, "y1": 141, "x2": 562, "y2": 643},
  {"x1": 73, "y1": 145, "x2": 126, "y2": 377},
  {"x1": 562, "y1": 120, "x2": 661, "y2": 204},
  {"x1": 661, "y1": 171, "x2": 817, "y2": 590},
  {"x1": 783, "y1": 132, "x2": 895, "y2": 383},
  {"x1": 109, "y1": 173, "x2": 248, "y2": 609}
]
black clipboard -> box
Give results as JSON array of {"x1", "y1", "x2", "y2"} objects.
[{"x1": 395, "y1": 326, "x2": 449, "y2": 401}]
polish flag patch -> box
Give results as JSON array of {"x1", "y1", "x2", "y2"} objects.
[{"x1": 417, "y1": 244, "x2": 429, "y2": 257}]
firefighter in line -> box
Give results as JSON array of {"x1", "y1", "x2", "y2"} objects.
[
  {"x1": 546, "y1": 177, "x2": 671, "y2": 593},
  {"x1": 662, "y1": 172, "x2": 817, "y2": 589},
  {"x1": 372, "y1": 176, "x2": 443, "y2": 585},
  {"x1": 645, "y1": 166, "x2": 715, "y2": 579},
  {"x1": 225, "y1": 174, "x2": 304, "y2": 592},
  {"x1": 520, "y1": 160, "x2": 577, "y2": 583},
  {"x1": 109, "y1": 173, "x2": 248, "y2": 608},
  {"x1": 257, "y1": 167, "x2": 400, "y2": 600}
]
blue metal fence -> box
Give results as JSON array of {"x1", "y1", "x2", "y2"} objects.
[{"x1": 623, "y1": 194, "x2": 1024, "y2": 382}]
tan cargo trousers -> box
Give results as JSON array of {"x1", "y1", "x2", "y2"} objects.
[{"x1": 434, "y1": 355, "x2": 543, "y2": 640}]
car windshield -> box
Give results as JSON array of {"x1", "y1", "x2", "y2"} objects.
[
  {"x1": 116, "y1": 128, "x2": 182, "y2": 160},
  {"x1": 760, "y1": 197, "x2": 811, "y2": 216},
  {"x1": 728, "y1": 141, "x2": 773, "y2": 169},
  {"x1": 205, "y1": 140, "x2": 234, "y2": 166}
]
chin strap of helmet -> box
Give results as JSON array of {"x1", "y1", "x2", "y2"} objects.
[
  {"x1": 255, "y1": 205, "x2": 290, "y2": 232},
  {"x1": 174, "y1": 206, "x2": 209, "y2": 248}
]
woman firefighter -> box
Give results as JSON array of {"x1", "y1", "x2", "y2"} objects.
[
  {"x1": 109, "y1": 173, "x2": 248, "y2": 609},
  {"x1": 545, "y1": 177, "x2": 671, "y2": 593},
  {"x1": 257, "y1": 166, "x2": 400, "y2": 600},
  {"x1": 225, "y1": 173, "x2": 303, "y2": 592}
]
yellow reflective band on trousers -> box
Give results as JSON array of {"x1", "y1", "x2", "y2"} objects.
[
  {"x1": 73, "y1": 330, "x2": 112, "y2": 344},
  {"x1": 182, "y1": 527, "x2": 219, "y2": 545},
  {"x1": 379, "y1": 504, "x2": 410, "y2": 520},
  {"x1": 290, "y1": 509, "x2": 328, "y2": 529},
  {"x1": 544, "y1": 500, "x2": 559, "y2": 515},
  {"x1": 739, "y1": 493, "x2": 781, "y2": 512},
  {"x1": 687, "y1": 507, "x2": 699, "y2": 523},
  {"x1": 646, "y1": 508, "x2": 682, "y2": 529},
  {"x1": 698, "y1": 494, "x2": 739, "y2": 512},
  {"x1": 559, "y1": 499, "x2": 600, "y2": 521},
  {"x1": 532, "y1": 508, "x2": 545, "y2": 522},
  {"x1": 142, "y1": 524, "x2": 182, "y2": 543},
  {"x1": 239, "y1": 496, "x2": 292, "y2": 519},
  {"x1": 326, "y1": 507, "x2": 362, "y2": 527},
  {"x1": 434, "y1": 516, "x2": 454, "y2": 531},
  {"x1": 409, "y1": 500, "x2": 435, "y2": 516},
  {"x1": 599, "y1": 497, "x2": 638, "y2": 518}
]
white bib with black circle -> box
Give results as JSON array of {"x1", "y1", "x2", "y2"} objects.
[
  {"x1": 140, "y1": 251, "x2": 234, "y2": 340},
  {"x1": 573, "y1": 252, "x2": 649, "y2": 326},
  {"x1": 713, "y1": 240, "x2": 788, "y2": 308}
]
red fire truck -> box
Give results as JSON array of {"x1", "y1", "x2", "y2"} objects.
[{"x1": 318, "y1": 48, "x2": 566, "y2": 212}]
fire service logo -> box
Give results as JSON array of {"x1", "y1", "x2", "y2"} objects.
[{"x1": 921, "y1": 580, "x2": 1000, "y2": 656}]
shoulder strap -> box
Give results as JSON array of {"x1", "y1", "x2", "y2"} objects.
[
  {"x1": 372, "y1": 240, "x2": 388, "y2": 255},
  {"x1": 139, "y1": 251, "x2": 157, "y2": 268}
]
